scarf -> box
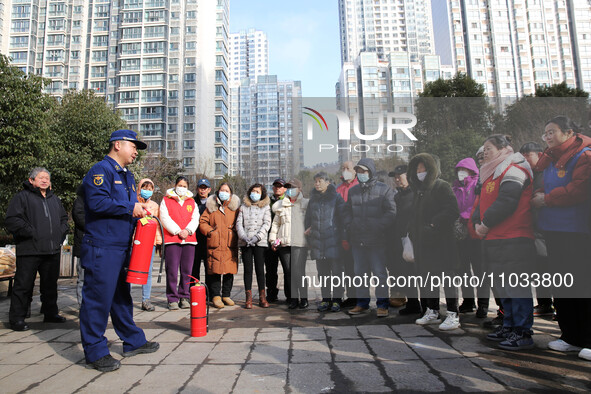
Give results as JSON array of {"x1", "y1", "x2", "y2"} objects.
[
  {"x1": 479, "y1": 146, "x2": 514, "y2": 182},
  {"x1": 535, "y1": 134, "x2": 591, "y2": 171}
]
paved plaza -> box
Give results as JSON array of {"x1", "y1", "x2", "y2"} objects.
[{"x1": 0, "y1": 259, "x2": 590, "y2": 393}]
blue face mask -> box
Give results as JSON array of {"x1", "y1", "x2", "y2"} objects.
[
  {"x1": 286, "y1": 188, "x2": 298, "y2": 198},
  {"x1": 357, "y1": 173, "x2": 370, "y2": 183},
  {"x1": 140, "y1": 189, "x2": 153, "y2": 200},
  {"x1": 250, "y1": 192, "x2": 261, "y2": 202},
  {"x1": 218, "y1": 191, "x2": 230, "y2": 201}
]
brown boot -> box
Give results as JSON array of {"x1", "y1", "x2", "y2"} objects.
[
  {"x1": 245, "y1": 290, "x2": 253, "y2": 309},
  {"x1": 259, "y1": 289, "x2": 269, "y2": 308},
  {"x1": 212, "y1": 296, "x2": 224, "y2": 309}
]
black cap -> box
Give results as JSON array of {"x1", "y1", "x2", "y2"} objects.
[
  {"x1": 388, "y1": 164, "x2": 408, "y2": 177},
  {"x1": 272, "y1": 178, "x2": 286, "y2": 186}
]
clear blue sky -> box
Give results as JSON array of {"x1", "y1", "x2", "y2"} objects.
[{"x1": 229, "y1": 0, "x2": 342, "y2": 97}]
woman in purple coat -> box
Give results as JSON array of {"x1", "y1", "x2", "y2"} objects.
[{"x1": 453, "y1": 158, "x2": 488, "y2": 317}]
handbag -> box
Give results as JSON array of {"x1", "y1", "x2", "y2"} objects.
[
  {"x1": 453, "y1": 218, "x2": 469, "y2": 241},
  {"x1": 401, "y1": 233, "x2": 415, "y2": 263}
]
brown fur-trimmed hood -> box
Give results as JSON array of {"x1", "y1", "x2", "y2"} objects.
[
  {"x1": 242, "y1": 195, "x2": 270, "y2": 208},
  {"x1": 205, "y1": 194, "x2": 241, "y2": 213}
]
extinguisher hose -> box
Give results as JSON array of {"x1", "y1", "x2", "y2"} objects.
[{"x1": 151, "y1": 216, "x2": 166, "y2": 284}]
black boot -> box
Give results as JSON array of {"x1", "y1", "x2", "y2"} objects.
[
  {"x1": 399, "y1": 298, "x2": 422, "y2": 315},
  {"x1": 267, "y1": 288, "x2": 279, "y2": 303}
]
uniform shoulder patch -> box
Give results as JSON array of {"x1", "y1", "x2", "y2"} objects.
[{"x1": 93, "y1": 174, "x2": 104, "y2": 186}]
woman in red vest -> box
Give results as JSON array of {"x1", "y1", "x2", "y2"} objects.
[
  {"x1": 160, "y1": 176, "x2": 199, "y2": 310},
  {"x1": 470, "y1": 134, "x2": 536, "y2": 351},
  {"x1": 531, "y1": 116, "x2": 591, "y2": 362}
]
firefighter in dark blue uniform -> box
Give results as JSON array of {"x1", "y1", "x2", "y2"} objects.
[{"x1": 80, "y1": 130, "x2": 159, "y2": 372}]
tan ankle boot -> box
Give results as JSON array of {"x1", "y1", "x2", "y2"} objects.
[
  {"x1": 245, "y1": 290, "x2": 253, "y2": 309},
  {"x1": 212, "y1": 296, "x2": 224, "y2": 309},
  {"x1": 222, "y1": 297, "x2": 235, "y2": 306},
  {"x1": 259, "y1": 289, "x2": 269, "y2": 308}
]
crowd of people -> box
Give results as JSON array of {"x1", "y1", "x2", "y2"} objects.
[{"x1": 4, "y1": 116, "x2": 591, "y2": 371}]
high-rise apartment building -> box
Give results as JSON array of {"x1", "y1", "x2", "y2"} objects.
[
  {"x1": 229, "y1": 75, "x2": 303, "y2": 188},
  {"x1": 447, "y1": 0, "x2": 591, "y2": 101},
  {"x1": 228, "y1": 29, "x2": 268, "y2": 83},
  {"x1": 338, "y1": 0, "x2": 435, "y2": 64},
  {"x1": 1, "y1": 0, "x2": 230, "y2": 179}
]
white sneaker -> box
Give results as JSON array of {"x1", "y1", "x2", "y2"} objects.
[
  {"x1": 415, "y1": 308, "x2": 442, "y2": 325},
  {"x1": 439, "y1": 311, "x2": 461, "y2": 331},
  {"x1": 548, "y1": 339, "x2": 582, "y2": 353},
  {"x1": 578, "y1": 348, "x2": 591, "y2": 361}
]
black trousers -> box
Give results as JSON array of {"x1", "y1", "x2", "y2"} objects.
[
  {"x1": 457, "y1": 238, "x2": 489, "y2": 307},
  {"x1": 192, "y1": 244, "x2": 207, "y2": 282},
  {"x1": 265, "y1": 247, "x2": 280, "y2": 293},
  {"x1": 9, "y1": 254, "x2": 60, "y2": 323},
  {"x1": 316, "y1": 258, "x2": 343, "y2": 301},
  {"x1": 242, "y1": 246, "x2": 266, "y2": 291},
  {"x1": 207, "y1": 273, "x2": 234, "y2": 298},
  {"x1": 276, "y1": 247, "x2": 292, "y2": 299},
  {"x1": 545, "y1": 231, "x2": 591, "y2": 348}
]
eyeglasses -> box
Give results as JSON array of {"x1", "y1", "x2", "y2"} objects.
[{"x1": 541, "y1": 130, "x2": 555, "y2": 140}]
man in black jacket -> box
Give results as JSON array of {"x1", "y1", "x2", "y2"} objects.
[
  {"x1": 5, "y1": 167, "x2": 69, "y2": 331},
  {"x1": 193, "y1": 178, "x2": 211, "y2": 293},
  {"x1": 343, "y1": 158, "x2": 397, "y2": 317}
]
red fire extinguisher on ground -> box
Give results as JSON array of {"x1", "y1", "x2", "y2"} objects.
[
  {"x1": 188, "y1": 275, "x2": 209, "y2": 337},
  {"x1": 126, "y1": 214, "x2": 160, "y2": 285}
]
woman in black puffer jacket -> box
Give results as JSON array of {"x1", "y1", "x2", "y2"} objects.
[{"x1": 305, "y1": 172, "x2": 345, "y2": 312}]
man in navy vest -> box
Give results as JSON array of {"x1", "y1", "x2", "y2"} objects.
[{"x1": 80, "y1": 130, "x2": 159, "y2": 372}]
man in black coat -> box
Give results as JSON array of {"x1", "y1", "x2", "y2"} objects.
[
  {"x1": 265, "y1": 178, "x2": 287, "y2": 302},
  {"x1": 343, "y1": 158, "x2": 397, "y2": 317},
  {"x1": 193, "y1": 178, "x2": 211, "y2": 287},
  {"x1": 5, "y1": 167, "x2": 69, "y2": 331}
]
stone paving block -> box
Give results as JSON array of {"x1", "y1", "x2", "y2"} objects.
[
  {"x1": 366, "y1": 337, "x2": 419, "y2": 361},
  {"x1": 390, "y1": 323, "x2": 432, "y2": 337},
  {"x1": 248, "y1": 341, "x2": 289, "y2": 364},
  {"x1": 182, "y1": 364, "x2": 242, "y2": 393},
  {"x1": 152, "y1": 310, "x2": 188, "y2": 322},
  {"x1": 469, "y1": 357, "x2": 547, "y2": 391},
  {"x1": 288, "y1": 362, "x2": 334, "y2": 394},
  {"x1": 325, "y1": 326, "x2": 359, "y2": 340},
  {"x1": 15, "y1": 328, "x2": 71, "y2": 342},
  {"x1": 256, "y1": 327, "x2": 289, "y2": 342},
  {"x1": 291, "y1": 340, "x2": 332, "y2": 363},
  {"x1": 319, "y1": 312, "x2": 350, "y2": 321},
  {"x1": 0, "y1": 364, "x2": 67, "y2": 393},
  {"x1": 185, "y1": 328, "x2": 225, "y2": 343},
  {"x1": 52, "y1": 329, "x2": 81, "y2": 342},
  {"x1": 382, "y1": 360, "x2": 446, "y2": 392},
  {"x1": 27, "y1": 364, "x2": 100, "y2": 394},
  {"x1": 1, "y1": 342, "x2": 71, "y2": 364},
  {"x1": 220, "y1": 327, "x2": 258, "y2": 342},
  {"x1": 330, "y1": 339, "x2": 374, "y2": 362},
  {"x1": 162, "y1": 342, "x2": 215, "y2": 365},
  {"x1": 447, "y1": 335, "x2": 492, "y2": 358},
  {"x1": 234, "y1": 363, "x2": 287, "y2": 393},
  {"x1": 0, "y1": 364, "x2": 24, "y2": 380},
  {"x1": 121, "y1": 341, "x2": 179, "y2": 365},
  {"x1": 0, "y1": 329, "x2": 40, "y2": 342},
  {"x1": 152, "y1": 328, "x2": 192, "y2": 342},
  {"x1": 78, "y1": 365, "x2": 151, "y2": 393},
  {"x1": 206, "y1": 341, "x2": 253, "y2": 364},
  {"x1": 357, "y1": 324, "x2": 396, "y2": 339},
  {"x1": 425, "y1": 357, "x2": 505, "y2": 392},
  {"x1": 38, "y1": 342, "x2": 85, "y2": 365},
  {"x1": 133, "y1": 311, "x2": 167, "y2": 322},
  {"x1": 141, "y1": 328, "x2": 166, "y2": 341},
  {"x1": 405, "y1": 336, "x2": 464, "y2": 360},
  {"x1": 335, "y1": 362, "x2": 389, "y2": 392},
  {"x1": 0, "y1": 342, "x2": 38, "y2": 362},
  {"x1": 129, "y1": 365, "x2": 196, "y2": 394},
  {"x1": 291, "y1": 326, "x2": 326, "y2": 341}
]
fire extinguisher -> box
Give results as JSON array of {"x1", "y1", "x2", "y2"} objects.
[
  {"x1": 126, "y1": 213, "x2": 164, "y2": 285},
  {"x1": 188, "y1": 275, "x2": 209, "y2": 337}
]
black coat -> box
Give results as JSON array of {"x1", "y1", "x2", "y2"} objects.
[
  {"x1": 408, "y1": 153, "x2": 460, "y2": 271},
  {"x1": 343, "y1": 158, "x2": 397, "y2": 246},
  {"x1": 391, "y1": 186, "x2": 414, "y2": 257},
  {"x1": 72, "y1": 186, "x2": 85, "y2": 258},
  {"x1": 5, "y1": 180, "x2": 69, "y2": 257},
  {"x1": 304, "y1": 184, "x2": 345, "y2": 260}
]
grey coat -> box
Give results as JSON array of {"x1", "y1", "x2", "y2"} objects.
[{"x1": 236, "y1": 195, "x2": 272, "y2": 247}]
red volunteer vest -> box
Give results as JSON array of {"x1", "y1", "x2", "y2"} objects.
[
  {"x1": 163, "y1": 197, "x2": 197, "y2": 244},
  {"x1": 479, "y1": 164, "x2": 534, "y2": 240}
]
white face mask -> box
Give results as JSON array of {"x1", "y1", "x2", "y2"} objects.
[
  {"x1": 417, "y1": 172, "x2": 427, "y2": 182},
  {"x1": 342, "y1": 170, "x2": 355, "y2": 181},
  {"x1": 175, "y1": 186, "x2": 188, "y2": 197},
  {"x1": 457, "y1": 170, "x2": 469, "y2": 182}
]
